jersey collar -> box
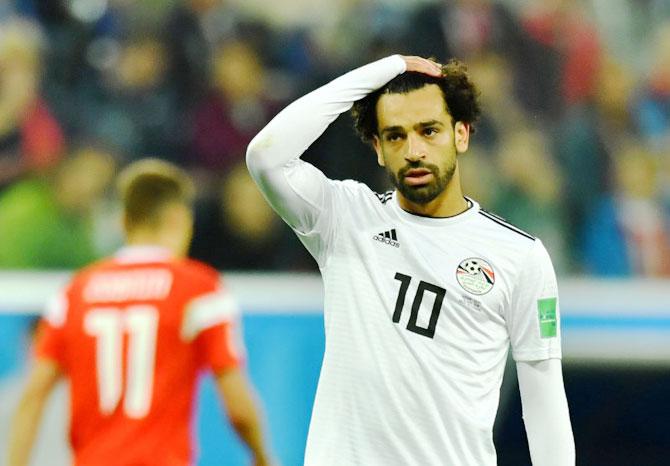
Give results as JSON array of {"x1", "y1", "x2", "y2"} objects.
[{"x1": 391, "y1": 193, "x2": 480, "y2": 227}]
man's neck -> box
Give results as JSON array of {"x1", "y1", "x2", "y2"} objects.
[{"x1": 125, "y1": 230, "x2": 181, "y2": 257}]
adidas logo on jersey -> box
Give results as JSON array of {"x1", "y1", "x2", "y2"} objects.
[
  {"x1": 375, "y1": 191, "x2": 393, "y2": 204},
  {"x1": 373, "y1": 229, "x2": 400, "y2": 248}
]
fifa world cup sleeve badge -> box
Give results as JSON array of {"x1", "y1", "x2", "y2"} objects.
[{"x1": 537, "y1": 297, "x2": 558, "y2": 338}]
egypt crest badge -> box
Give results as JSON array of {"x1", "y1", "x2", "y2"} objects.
[{"x1": 456, "y1": 258, "x2": 495, "y2": 295}]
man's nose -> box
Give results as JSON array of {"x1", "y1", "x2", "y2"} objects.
[{"x1": 405, "y1": 134, "x2": 426, "y2": 162}]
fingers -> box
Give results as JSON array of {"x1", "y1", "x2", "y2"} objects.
[{"x1": 401, "y1": 56, "x2": 443, "y2": 77}]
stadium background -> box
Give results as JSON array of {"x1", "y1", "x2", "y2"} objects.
[{"x1": 0, "y1": 0, "x2": 669, "y2": 464}]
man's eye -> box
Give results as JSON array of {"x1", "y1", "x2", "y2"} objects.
[
  {"x1": 424, "y1": 127, "x2": 438, "y2": 136},
  {"x1": 386, "y1": 133, "x2": 403, "y2": 142}
]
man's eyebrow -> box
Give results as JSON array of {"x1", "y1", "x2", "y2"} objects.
[
  {"x1": 380, "y1": 125, "x2": 405, "y2": 135},
  {"x1": 415, "y1": 120, "x2": 445, "y2": 129},
  {"x1": 380, "y1": 120, "x2": 446, "y2": 135}
]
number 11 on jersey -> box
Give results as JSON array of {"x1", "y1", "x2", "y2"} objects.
[
  {"x1": 393, "y1": 273, "x2": 446, "y2": 339},
  {"x1": 84, "y1": 305, "x2": 159, "y2": 418}
]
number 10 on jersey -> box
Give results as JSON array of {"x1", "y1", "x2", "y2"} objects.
[{"x1": 393, "y1": 273, "x2": 446, "y2": 339}]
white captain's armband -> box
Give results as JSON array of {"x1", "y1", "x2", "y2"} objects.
[
  {"x1": 181, "y1": 291, "x2": 240, "y2": 341},
  {"x1": 44, "y1": 291, "x2": 68, "y2": 328}
]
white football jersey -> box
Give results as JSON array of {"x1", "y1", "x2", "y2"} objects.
[
  {"x1": 298, "y1": 180, "x2": 560, "y2": 466},
  {"x1": 247, "y1": 55, "x2": 562, "y2": 466}
]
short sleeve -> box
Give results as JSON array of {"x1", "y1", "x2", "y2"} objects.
[
  {"x1": 506, "y1": 240, "x2": 562, "y2": 362},
  {"x1": 181, "y1": 288, "x2": 246, "y2": 372},
  {"x1": 34, "y1": 290, "x2": 69, "y2": 365},
  {"x1": 195, "y1": 321, "x2": 245, "y2": 372},
  {"x1": 277, "y1": 159, "x2": 338, "y2": 266},
  {"x1": 287, "y1": 175, "x2": 368, "y2": 267}
]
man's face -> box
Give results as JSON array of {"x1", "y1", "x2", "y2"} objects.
[{"x1": 372, "y1": 84, "x2": 469, "y2": 205}]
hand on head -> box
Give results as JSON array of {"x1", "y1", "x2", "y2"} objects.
[{"x1": 400, "y1": 56, "x2": 443, "y2": 77}]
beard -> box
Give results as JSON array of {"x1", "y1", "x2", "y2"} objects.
[{"x1": 387, "y1": 160, "x2": 456, "y2": 204}]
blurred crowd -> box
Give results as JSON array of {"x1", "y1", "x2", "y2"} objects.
[{"x1": 0, "y1": 0, "x2": 669, "y2": 275}]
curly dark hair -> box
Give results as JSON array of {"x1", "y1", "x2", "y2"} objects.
[{"x1": 351, "y1": 59, "x2": 481, "y2": 142}]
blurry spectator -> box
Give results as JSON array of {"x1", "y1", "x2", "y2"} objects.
[
  {"x1": 164, "y1": 0, "x2": 266, "y2": 109},
  {"x1": 0, "y1": 16, "x2": 64, "y2": 188},
  {"x1": 589, "y1": 0, "x2": 653, "y2": 69},
  {"x1": 491, "y1": 128, "x2": 570, "y2": 272},
  {"x1": 594, "y1": 56, "x2": 637, "y2": 140},
  {"x1": 403, "y1": 0, "x2": 564, "y2": 120},
  {"x1": 190, "y1": 161, "x2": 312, "y2": 270},
  {"x1": 519, "y1": 0, "x2": 601, "y2": 116},
  {"x1": 583, "y1": 143, "x2": 670, "y2": 276},
  {"x1": 553, "y1": 54, "x2": 636, "y2": 267},
  {"x1": 633, "y1": 21, "x2": 670, "y2": 152},
  {"x1": 190, "y1": 38, "x2": 278, "y2": 172},
  {"x1": 402, "y1": 0, "x2": 522, "y2": 61},
  {"x1": 661, "y1": 148, "x2": 670, "y2": 210},
  {"x1": 466, "y1": 52, "x2": 525, "y2": 149},
  {"x1": 29, "y1": 0, "x2": 121, "y2": 133},
  {"x1": 164, "y1": 0, "x2": 216, "y2": 108},
  {"x1": 0, "y1": 145, "x2": 116, "y2": 269},
  {"x1": 88, "y1": 34, "x2": 183, "y2": 161}
]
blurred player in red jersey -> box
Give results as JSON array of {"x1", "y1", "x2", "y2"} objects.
[{"x1": 7, "y1": 159, "x2": 273, "y2": 466}]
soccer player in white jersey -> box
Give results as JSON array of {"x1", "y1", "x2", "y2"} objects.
[{"x1": 246, "y1": 55, "x2": 575, "y2": 465}]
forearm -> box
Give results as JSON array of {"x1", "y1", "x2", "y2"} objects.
[
  {"x1": 245, "y1": 55, "x2": 405, "y2": 233},
  {"x1": 517, "y1": 359, "x2": 575, "y2": 465},
  {"x1": 216, "y1": 370, "x2": 272, "y2": 464},
  {"x1": 246, "y1": 55, "x2": 405, "y2": 173},
  {"x1": 7, "y1": 395, "x2": 48, "y2": 466}
]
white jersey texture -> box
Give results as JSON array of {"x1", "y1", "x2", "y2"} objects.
[{"x1": 247, "y1": 56, "x2": 563, "y2": 466}]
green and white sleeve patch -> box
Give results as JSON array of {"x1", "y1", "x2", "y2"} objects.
[{"x1": 537, "y1": 297, "x2": 557, "y2": 338}]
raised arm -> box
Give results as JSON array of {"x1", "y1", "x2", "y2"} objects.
[
  {"x1": 517, "y1": 359, "x2": 575, "y2": 465},
  {"x1": 246, "y1": 55, "x2": 441, "y2": 235}
]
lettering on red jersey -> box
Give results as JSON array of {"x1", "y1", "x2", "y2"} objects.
[{"x1": 83, "y1": 269, "x2": 173, "y2": 303}]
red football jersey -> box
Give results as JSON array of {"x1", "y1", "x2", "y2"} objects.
[{"x1": 35, "y1": 246, "x2": 244, "y2": 466}]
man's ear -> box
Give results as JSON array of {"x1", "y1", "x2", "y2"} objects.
[
  {"x1": 372, "y1": 136, "x2": 385, "y2": 167},
  {"x1": 454, "y1": 121, "x2": 470, "y2": 154}
]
